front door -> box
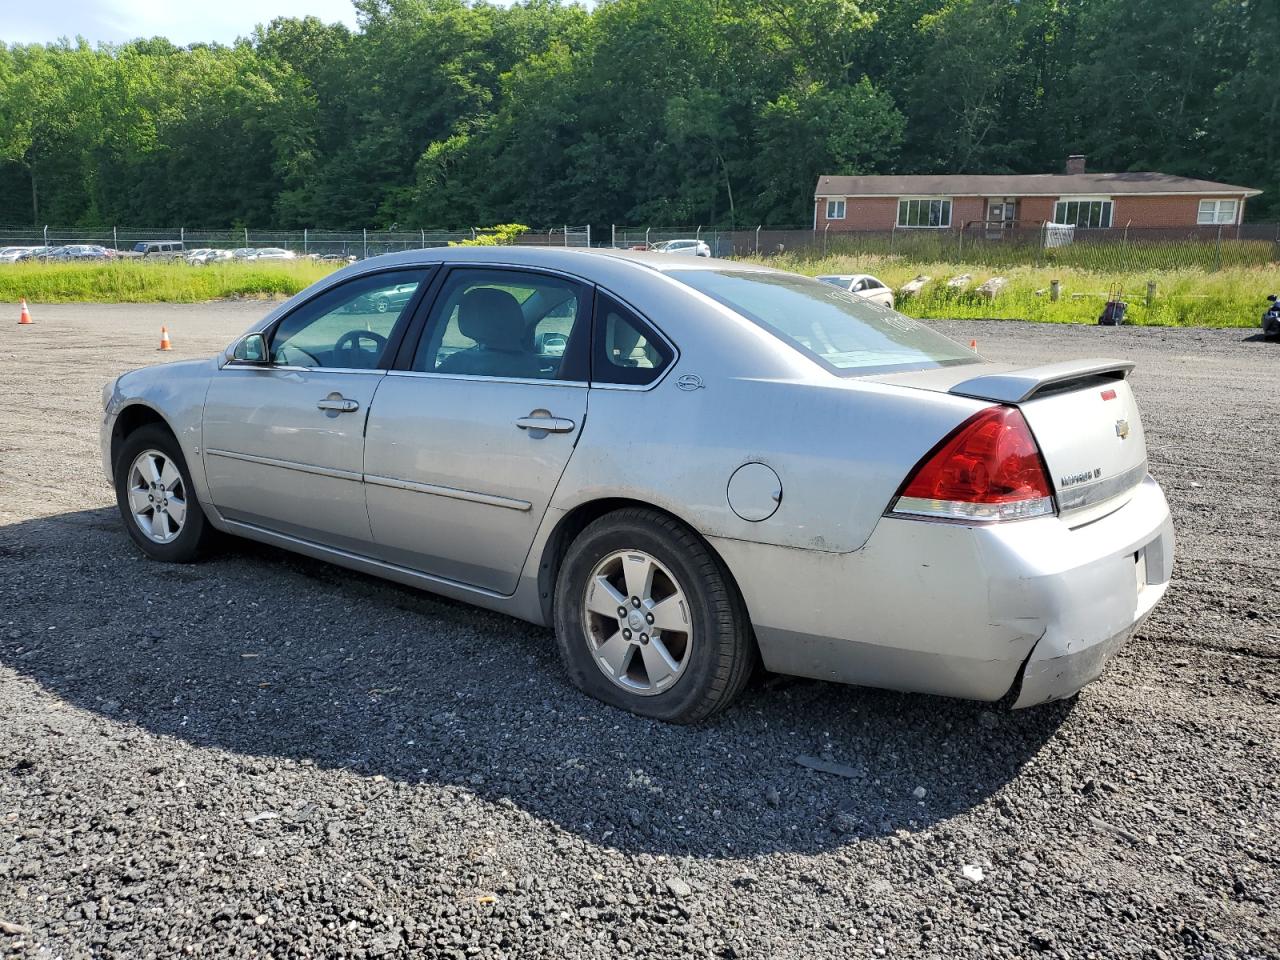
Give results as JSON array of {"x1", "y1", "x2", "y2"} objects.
[
  {"x1": 202, "y1": 268, "x2": 430, "y2": 551},
  {"x1": 363, "y1": 266, "x2": 591, "y2": 594}
]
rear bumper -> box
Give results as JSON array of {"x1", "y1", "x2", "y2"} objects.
[{"x1": 709, "y1": 476, "x2": 1174, "y2": 706}]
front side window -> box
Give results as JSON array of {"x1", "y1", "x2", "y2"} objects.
[
  {"x1": 1197, "y1": 199, "x2": 1237, "y2": 224},
  {"x1": 412, "y1": 268, "x2": 588, "y2": 381},
  {"x1": 593, "y1": 293, "x2": 673, "y2": 386},
  {"x1": 1054, "y1": 198, "x2": 1113, "y2": 228},
  {"x1": 826, "y1": 199, "x2": 846, "y2": 220},
  {"x1": 671, "y1": 269, "x2": 978, "y2": 376},
  {"x1": 268, "y1": 269, "x2": 426, "y2": 369},
  {"x1": 897, "y1": 198, "x2": 952, "y2": 228}
]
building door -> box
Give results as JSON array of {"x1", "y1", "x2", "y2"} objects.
[{"x1": 986, "y1": 199, "x2": 1017, "y2": 238}]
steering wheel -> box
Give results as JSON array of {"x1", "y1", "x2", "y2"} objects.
[{"x1": 333, "y1": 329, "x2": 388, "y2": 368}]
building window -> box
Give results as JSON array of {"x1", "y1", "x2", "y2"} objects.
[
  {"x1": 1197, "y1": 199, "x2": 1237, "y2": 225},
  {"x1": 1054, "y1": 198, "x2": 1113, "y2": 228},
  {"x1": 897, "y1": 197, "x2": 952, "y2": 228},
  {"x1": 826, "y1": 199, "x2": 846, "y2": 220}
]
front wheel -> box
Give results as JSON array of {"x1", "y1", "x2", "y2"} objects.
[
  {"x1": 114, "y1": 424, "x2": 214, "y2": 563},
  {"x1": 553, "y1": 508, "x2": 755, "y2": 724}
]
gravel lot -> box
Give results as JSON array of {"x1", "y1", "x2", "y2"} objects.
[{"x1": 2, "y1": 303, "x2": 1277, "y2": 959}]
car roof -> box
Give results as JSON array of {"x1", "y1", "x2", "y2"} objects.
[{"x1": 338, "y1": 246, "x2": 769, "y2": 278}]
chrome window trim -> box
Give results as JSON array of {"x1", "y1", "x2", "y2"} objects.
[
  {"x1": 221, "y1": 362, "x2": 388, "y2": 375},
  {"x1": 385, "y1": 370, "x2": 586, "y2": 389},
  {"x1": 205, "y1": 448, "x2": 363, "y2": 482},
  {"x1": 363, "y1": 474, "x2": 532, "y2": 512}
]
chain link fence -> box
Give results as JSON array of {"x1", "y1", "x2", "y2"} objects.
[
  {"x1": 3, "y1": 221, "x2": 1277, "y2": 271},
  {"x1": 608, "y1": 222, "x2": 1280, "y2": 271},
  {"x1": 0, "y1": 225, "x2": 594, "y2": 258}
]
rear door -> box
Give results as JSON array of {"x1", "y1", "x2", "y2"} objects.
[
  {"x1": 202, "y1": 268, "x2": 430, "y2": 551},
  {"x1": 362, "y1": 266, "x2": 591, "y2": 593}
]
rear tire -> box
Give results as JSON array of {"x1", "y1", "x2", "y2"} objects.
[
  {"x1": 114, "y1": 424, "x2": 214, "y2": 563},
  {"x1": 553, "y1": 508, "x2": 755, "y2": 724}
]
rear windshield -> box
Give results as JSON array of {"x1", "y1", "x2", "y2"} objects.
[{"x1": 670, "y1": 269, "x2": 979, "y2": 376}]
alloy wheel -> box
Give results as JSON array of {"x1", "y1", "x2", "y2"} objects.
[
  {"x1": 126, "y1": 449, "x2": 188, "y2": 544},
  {"x1": 582, "y1": 549, "x2": 692, "y2": 695}
]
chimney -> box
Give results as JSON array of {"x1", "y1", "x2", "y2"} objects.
[{"x1": 1065, "y1": 154, "x2": 1087, "y2": 175}]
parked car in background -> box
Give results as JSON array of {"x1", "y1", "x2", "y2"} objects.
[
  {"x1": 652, "y1": 239, "x2": 711, "y2": 258},
  {"x1": 186, "y1": 248, "x2": 232, "y2": 266},
  {"x1": 40, "y1": 244, "x2": 115, "y2": 261},
  {"x1": 101, "y1": 247, "x2": 1173, "y2": 724},
  {"x1": 249, "y1": 247, "x2": 297, "y2": 261},
  {"x1": 816, "y1": 274, "x2": 896, "y2": 309},
  {"x1": 132, "y1": 241, "x2": 186, "y2": 258},
  {"x1": 231, "y1": 248, "x2": 258, "y2": 260},
  {"x1": 350, "y1": 281, "x2": 419, "y2": 314},
  {"x1": 0, "y1": 246, "x2": 43, "y2": 262}
]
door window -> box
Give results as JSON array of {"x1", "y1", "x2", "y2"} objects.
[
  {"x1": 268, "y1": 270, "x2": 427, "y2": 369},
  {"x1": 412, "y1": 269, "x2": 589, "y2": 380},
  {"x1": 593, "y1": 293, "x2": 673, "y2": 386}
]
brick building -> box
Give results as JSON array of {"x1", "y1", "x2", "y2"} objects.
[{"x1": 814, "y1": 157, "x2": 1260, "y2": 233}]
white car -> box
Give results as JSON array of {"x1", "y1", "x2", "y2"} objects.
[
  {"x1": 816, "y1": 274, "x2": 895, "y2": 309},
  {"x1": 248, "y1": 247, "x2": 297, "y2": 261},
  {"x1": 652, "y1": 239, "x2": 711, "y2": 258},
  {"x1": 0, "y1": 246, "x2": 41, "y2": 263}
]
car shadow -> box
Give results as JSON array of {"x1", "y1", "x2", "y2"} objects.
[{"x1": 0, "y1": 507, "x2": 1072, "y2": 859}]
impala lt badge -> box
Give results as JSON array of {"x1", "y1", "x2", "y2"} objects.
[
  {"x1": 676, "y1": 374, "x2": 705, "y2": 392},
  {"x1": 1115, "y1": 419, "x2": 1130, "y2": 439}
]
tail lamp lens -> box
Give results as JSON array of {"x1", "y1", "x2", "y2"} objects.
[{"x1": 890, "y1": 406, "x2": 1055, "y2": 522}]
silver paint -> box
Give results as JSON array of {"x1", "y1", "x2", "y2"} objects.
[{"x1": 101, "y1": 246, "x2": 1175, "y2": 708}]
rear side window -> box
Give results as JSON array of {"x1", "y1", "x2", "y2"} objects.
[
  {"x1": 670, "y1": 269, "x2": 977, "y2": 376},
  {"x1": 593, "y1": 293, "x2": 672, "y2": 386}
]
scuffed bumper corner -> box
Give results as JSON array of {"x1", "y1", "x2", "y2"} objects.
[
  {"x1": 1010, "y1": 595, "x2": 1161, "y2": 708},
  {"x1": 1009, "y1": 483, "x2": 1174, "y2": 708}
]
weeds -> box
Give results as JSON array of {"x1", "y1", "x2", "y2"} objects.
[{"x1": 744, "y1": 253, "x2": 1274, "y2": 327}]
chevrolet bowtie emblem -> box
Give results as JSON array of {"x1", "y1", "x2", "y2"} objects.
[{"x1": 1115, "y1": 419, "x2": 1130, "y2": 439}]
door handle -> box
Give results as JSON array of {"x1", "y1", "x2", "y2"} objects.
[
  {"x1": 317, "y1": 396, "x2": 360, "y2": 413},
  {"x1": 515, "y1": 415, "x2": 575, "y2": 433}
]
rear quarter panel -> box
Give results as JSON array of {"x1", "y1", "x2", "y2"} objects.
[{"x1": 559, "y1": 373, "x2": 987, "y2": 554}]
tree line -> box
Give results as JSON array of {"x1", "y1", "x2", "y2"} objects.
[{"x1": 1, "y1": 0, "x2": 1274, "y2": 230}]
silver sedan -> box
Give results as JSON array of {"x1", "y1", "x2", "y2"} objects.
[{"x1": 101, "y1": 248, "x2": 1174, "y2": 723}]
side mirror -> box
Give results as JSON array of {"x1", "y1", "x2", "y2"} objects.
[{"x1": 232, "y1": 332, "x2": 270, "y2": 364}]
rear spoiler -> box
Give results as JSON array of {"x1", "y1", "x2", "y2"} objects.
[{"x1": 948, "y1": 358, "x2": 1134, "y2": 404}]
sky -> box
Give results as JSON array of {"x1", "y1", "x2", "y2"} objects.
[{"x1": 3, "y1": 0, "x2": 364, "y2": 46}]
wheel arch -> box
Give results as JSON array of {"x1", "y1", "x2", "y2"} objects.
[
  {"x1": 111, "y1": 403, "x2": 178, "y2": 473},
  {"x1": 535, "y1": 497, "x2": 754, "y2": 642}
]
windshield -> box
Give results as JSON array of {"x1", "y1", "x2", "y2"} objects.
[{"x1": 670, "y1": 269, "x2": 979, "y2": 376}]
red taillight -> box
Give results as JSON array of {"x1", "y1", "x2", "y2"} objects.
[{"x1": 890, "y1": 407, "x2": 1055, "y2": 522}]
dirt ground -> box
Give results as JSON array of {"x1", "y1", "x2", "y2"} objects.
[{"x1": 1, "y1": 303, "x2": 1276, "y2": 959}]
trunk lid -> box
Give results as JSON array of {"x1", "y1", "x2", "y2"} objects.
[{"x1": 871, "y1": 359, "x2": 1149, "y2": 523}]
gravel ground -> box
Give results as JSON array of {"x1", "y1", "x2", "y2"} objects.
[{"x1": 1, "y1": 304, "x2": 1277, "y2": 959}]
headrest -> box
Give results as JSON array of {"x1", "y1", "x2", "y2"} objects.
[{"x1": 458, "y1": 287, "x2": 525, "y2": 352}]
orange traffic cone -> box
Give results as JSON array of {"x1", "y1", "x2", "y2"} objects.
[
  {"x1": 17, "y1": 298, "x2": 32, "y2": 325},
  {"x1": 158, "y1": 325, "x2": 172, "y2": 351},
  {"x1": 969, "y1": 339, "x2": 978, "y2": 351}
]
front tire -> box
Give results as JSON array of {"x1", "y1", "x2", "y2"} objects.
[
  {"x1": 553, "y1": 508, "x2": 755, "y2": 724},
  {"x1": 114, "y1": 424, "x2": 213, "y2": 563}
]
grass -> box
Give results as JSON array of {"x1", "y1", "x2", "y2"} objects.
[
  {"x1": 0, "y1": 259, "x2": 339, "y2": 304},
  {"x1": 1, "y1": 252, "x2": 1272, "y2": 328},
  {"x1": 742, "y1": 252, "x2": 1275, "y2": 327}
]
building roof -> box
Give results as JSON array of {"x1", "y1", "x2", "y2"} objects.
[{"x1": 815, "y1": 172, "x2": 1261, "y2": 198}]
